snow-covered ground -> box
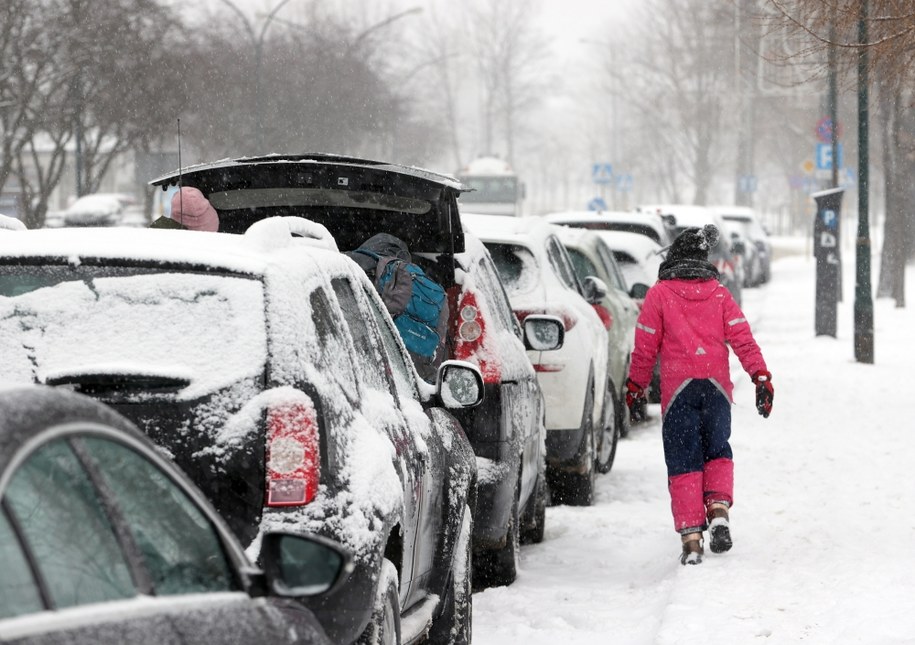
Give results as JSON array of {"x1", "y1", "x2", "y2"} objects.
[{"x1": 473, "y1": 239, "x2": 915, "y2": 643}]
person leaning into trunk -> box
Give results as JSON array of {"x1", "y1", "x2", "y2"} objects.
[
  {"x1": 625, "y1": 224, "x2": 774, "y2": 565},
  {"x1": 150, "y1": 187, "x2": 219, "y2": 232}
]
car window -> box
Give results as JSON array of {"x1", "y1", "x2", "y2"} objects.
[
  {"x1": 309, "y1": 287, "x2": 359, "y2": 399},
  {"x1": 363, "y1": 285, "x2": 418, "y2": 401},
  {"x1": 485, "y1": 242, "x2": 538, "y2": 296},
  {"x1": 80, "y1": 436, "x2": 236, "y2": 596},
  {"x1": 595, "y1": 242, "x2": 628, "y2": 291},
  {"x1": 474, "y1": 255, "x2": 519, "y2": 334},
  {"x1": 331, "y1": 276, "x2": 394, "y2": 395},
  {"x1": 0, "y1": 508, "x2": 43, "y2": 619},
  {"x1": 4, "y1": 438, "x2": 136, "y2": 609},
  {"x1": 546, "y1": 235, "x2": 581, "y2": 292},
  {"x1": 564, "y1": 246, "x2": 600, "y2": 285}
]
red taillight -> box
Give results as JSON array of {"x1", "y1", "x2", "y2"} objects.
[
  {"x1": 533, "y1": 363, "x2": 564, "y2": 373},
  {"x1": 452, "y1": 289, "x2": 500, "y2": 383},
  {"x1": 515, "y1": 307, "x2": 578, "y2": 331},
  {"x1": 266, "y1": 400, "x2": 320, "y2": 507},
  {"x1": 593, "y1": 304, "x2": 613, "y2": 330}
]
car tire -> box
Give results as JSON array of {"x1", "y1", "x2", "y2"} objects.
[
  {"x1": 473, "y1": 481, "x2": 520, "y2": 588},
  {"x1": 357, "y1": 558, "x2": 400, "y2": 645},
  {"x1": 618, "y1": 383, "x2": 632, "y2": 439},
  {"x1": 429, "y1": 504, "x2": 473, "y2": 644},
  {"x1": 521, "y1": 466, "x2": 547, "y2": 545},
  {"x1": 595, "y1": 386, "x2": 620, "y2": 475}
]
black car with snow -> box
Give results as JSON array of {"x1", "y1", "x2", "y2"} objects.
[
  {"x1": 149, "y1": 154, "x2": 563, "y2": 589},
  {"x1": 0, "y1": 386, "x2": 349, "y2": 645},
  {"x1": 0, "y1": 220, "x2": 481, "y2": 644}
]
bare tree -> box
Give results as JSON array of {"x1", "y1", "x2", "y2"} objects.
[
  {"x1": 766, "y1": 0, "x2": 915, "y2": 306},
  {"x1": 464, "y1": 0, "x2": 551, "y2": 165},
  {"x1": 620, "y1": 0, "x2": 739, "y2": 205}
]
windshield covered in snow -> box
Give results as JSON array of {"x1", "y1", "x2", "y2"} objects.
[{"x1": 0, "y1": 265, "x2": 266, "y2": 399}]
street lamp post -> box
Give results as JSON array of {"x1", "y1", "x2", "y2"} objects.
[
  {"x1": 219, "y1": 0, "x2": 296, "y2": 151},
  {"x1": 854, "y1": 0, "x2": 874, "y2": 363}
]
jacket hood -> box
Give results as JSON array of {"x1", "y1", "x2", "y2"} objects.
[{"x1": 658, "y1": 278, "x2": 722, "y2": 301}]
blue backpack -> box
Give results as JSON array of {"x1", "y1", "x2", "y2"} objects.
[{"x1": 356, "y1": 250, "x2": 447, "y2": 359}]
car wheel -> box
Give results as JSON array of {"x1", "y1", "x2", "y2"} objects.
[
  {"x1": 595, "y1": 387, "x2": 620, "y2": 474},
  {"x1": 521, "y1": 466, "x2": 547, "y2": 545},
  {"x1": 429, "y1": 504, "x2": 473, "y2": 644},
  {"x1": 357, "y1": 559, "x2": 400, "y2": 645},
  {"x1": 473, "y1": 481, "x2": 520, "y2": 589}
]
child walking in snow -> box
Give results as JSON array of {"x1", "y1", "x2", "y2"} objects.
[{"x1": 625, "y1": 225, "x2": 774, "y2": 565}]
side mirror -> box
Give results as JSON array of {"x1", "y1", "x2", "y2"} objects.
[
  {"x1": 523, "y1": 315, "x2": 564, "y2": 351},
  {"x1": 629, "y1": 282, "x2": 650, "y2": 300},
  {"x1": 436, "y1": 360, "x2": 484, "y2": 408},
  {"x1": 731, "y1": 239, "x2": 746, "y2": 256},
  {"x1": 582, "y1": 275, "x2": 608, "y2": 305},
  {"x1": 260, "y1": 532, "x2": 354, "y2": 598}
]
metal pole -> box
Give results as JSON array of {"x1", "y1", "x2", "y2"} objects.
[{"x1": 854, "y1": 0, "x2": 874, "y2": 363}]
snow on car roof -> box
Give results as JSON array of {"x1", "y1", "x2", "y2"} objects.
[
  {"x1": 0, "y1": 218, "x2": 340, "y2": 274},
  {"x1": 594, "y1": 229, "x2": 665, "y2": 257},
  {"x1": 461, "y1": 213, "x2": 557, "y2": 246}
]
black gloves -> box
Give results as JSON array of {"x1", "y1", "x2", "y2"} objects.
[
  {"x1": 625, "y1": 378, "x2": 648, "y2": 423},
  {"x1": 752, "y1": 370, "x2": 774, "y2": 418}
]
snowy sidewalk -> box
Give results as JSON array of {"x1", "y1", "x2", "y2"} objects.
[{"x1": 473, "y1": 245, "x2": 915, "y2": 643}]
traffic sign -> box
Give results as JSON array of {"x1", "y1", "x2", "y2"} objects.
[
  {"x1": 738, "y1": 174, "x2": 757, "y2": 194},
  {"x1": 815, "y1": 143, "x2": 843, "y2": 170},
  {"x1": 616, "y1": 174, "x2": 633, "y2": 192},
  {"x1": 815, "y1": 117, "x2": 841, "y2": 144},
  {"x1": 587, "y1": 196, "x2": 608, "y2": 211},
  {"x1": 592, "y1": 163, "x2": 613, "y2": 185}
]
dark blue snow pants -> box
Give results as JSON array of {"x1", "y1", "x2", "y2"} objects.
[{"x1": 663, "y1": 379, "x2": 732, "y2": 477}]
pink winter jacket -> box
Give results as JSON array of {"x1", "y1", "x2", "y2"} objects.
[{"x1": 628, "y1": 279, "x2": 767, "y2": 414}]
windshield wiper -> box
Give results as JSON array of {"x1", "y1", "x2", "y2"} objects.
[{"x1": 44, "y1": 372, "x2": 191, "y2": 397}]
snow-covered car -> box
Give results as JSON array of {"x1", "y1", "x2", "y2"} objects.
[
  {"x1": 0, "y1": 385, "x2": 349, "y2": 645},
  {"x1": 0, "y1": 220, "x2": 482, "y2": 645},
  {"x1": 638, "y1": 204, "x2": 743, "y2": 306},
  {"x1": 713, "y1": 205, "x2": 772, "y2": 285},
  {"x1": 546, "y1": 209, "x2": 675, "y2": 246},
  {"x1": 451, "y1": 229, "x2": 561, "y2": 587},
  {"x1": 149, "y1": 153, "x2": 560, "y2": 589},
  {"x1": 592, "y1": 230, "x2": 664, "y2": 302},
  {"x1": 555, "y1": 226, "x2": 641, "y2": 444},
  {"x1": 594, "y1": 230, "x2": 664, "y2": 406},
  {"x1": 463, "y1": 214, "x2": 612, "y2": 506},
  {"x1": 46, "y1": 192, "x2": 142, "y2": 228}
]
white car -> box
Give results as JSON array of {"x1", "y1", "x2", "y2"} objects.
[
  {"x1": 462, "y1": 213, "x2": 611, "y2": 506},
  {"x1": 546, "y1": 210, "x2": 675, "y2": 246},
  {"x1": 555, "y1": 225, "x2": 642, "y2": 448},
  {"x1": 713, "y1": 205, "x2": 772, "y2": 285},
  {"x1": 48, "y1": 193, "x2": 144, "y2": 228}
]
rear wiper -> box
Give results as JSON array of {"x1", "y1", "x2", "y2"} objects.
[{"x1": 44, "y1": 372, "x2": 192, "y2": 397}]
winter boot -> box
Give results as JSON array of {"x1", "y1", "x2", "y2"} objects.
[
  {"x1": 707, "y1": 502, "x2": 732, "y2": 554},
  {"x1": 680, "y1": 531, "x2": 704, "y2": 565}
]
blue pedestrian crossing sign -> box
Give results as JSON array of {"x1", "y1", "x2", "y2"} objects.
[
  {"x1": 587, "y1": 196, "x2": 608, "y2": 211},
  {"x1": 592, "y1": 163, "x2": 613, "y2": 185}
]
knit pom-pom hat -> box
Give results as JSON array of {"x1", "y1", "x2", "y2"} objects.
[
  {"x1": 171, "y1": 187, "x2": 219, "y2": 232},
  {"x1": 658, "y1": 224, "x2": 720, "y2": 281}
]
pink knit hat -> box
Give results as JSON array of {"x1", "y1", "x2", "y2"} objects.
[{"x1": 171, "y1": 187, "x2": 219, "y2": 232}]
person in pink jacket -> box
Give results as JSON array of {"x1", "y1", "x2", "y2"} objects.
[{"x1": 625, "y1": 224, "x2": 774, "y2": 565}]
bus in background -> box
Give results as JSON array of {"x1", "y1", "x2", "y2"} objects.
[{"x1": 456, "y1": 156, "x2": 525, "y2": 217}]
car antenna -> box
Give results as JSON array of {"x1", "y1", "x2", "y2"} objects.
[{"x1": 177, "y1": 118, "x2": 184, "y2": 226}]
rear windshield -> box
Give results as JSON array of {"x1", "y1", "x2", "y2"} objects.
[
  {"x1": 484, "y1": 243, "x2": 538, "y2": 296},
  {"x1": 557, "y1": 221, "x2": 661, "y2": 244},
  {"x1": 0, "y1": 265, "x2": 266, "y2": 399}
]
